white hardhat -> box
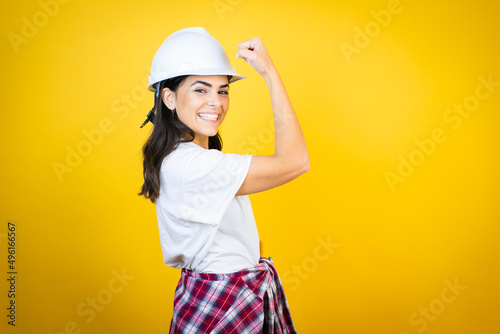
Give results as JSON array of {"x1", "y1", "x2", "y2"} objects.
[{"x1": 147, "y1": 27, "x2": 245, "y2": 91}]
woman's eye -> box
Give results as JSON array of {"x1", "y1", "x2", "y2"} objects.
[
  {"x1": 219, "y1": 91, "x2": 229, "y2": 95},
  {"x1": 194, "y1": 88, "x2": 206, "y2": 93}
]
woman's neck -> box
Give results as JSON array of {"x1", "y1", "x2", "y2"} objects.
[{"x1": 192, "y1": 136, "x2": 209, "y2": 149}]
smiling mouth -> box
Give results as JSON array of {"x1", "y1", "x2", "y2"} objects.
[{"x1": 198, "y1": 113, "x2": 220, "y2": 121}]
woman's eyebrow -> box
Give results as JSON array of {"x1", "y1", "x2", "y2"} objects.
[{"x1": 191, "y1": 80, "x2": 229, "y2": 89}]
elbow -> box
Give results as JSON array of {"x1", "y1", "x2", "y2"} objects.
[
  {"x1": 296, "y1": 153, "x2": 310, "y2": 176},
  {"x1": 303, "y1": 158, "x2": 311, "y2": 174},
  {"x1": 301, "y1": 157, "x2": 310, "y2": 174},
  {"x1": 277, "y1": 150, "x2": 310, "y2": 178}
]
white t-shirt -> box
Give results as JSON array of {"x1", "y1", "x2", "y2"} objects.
[{"x1": 156, "y1": 141, "x2": 260, "y2": 273}]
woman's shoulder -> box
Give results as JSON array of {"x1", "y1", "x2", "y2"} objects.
[
  {"x1": 162, "y1": 141, "x2": 250, "y2": 180},
  {"x1": 167, "y1": 141, "x2": 224, "y2": 163},
  {"x1": 162, "y1": 142, "x2": 221, "y2": 173}
]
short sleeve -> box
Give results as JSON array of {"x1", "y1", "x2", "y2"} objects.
[
  {"x1": 155, "y1": 142, "x2": 252, "y2": 270},
  {"x1": 180, "y1": 147, "x2": 252, "y2": 226}
]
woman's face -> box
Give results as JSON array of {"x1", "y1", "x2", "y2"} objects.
[{"x1": 164, "y1": 75, "x2": 230, "y2": 148}]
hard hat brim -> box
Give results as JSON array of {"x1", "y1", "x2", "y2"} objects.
[{"x1": 147, "y1": 71, "x2": 245, "y2": 92}]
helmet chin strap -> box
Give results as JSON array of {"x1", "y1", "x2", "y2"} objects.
[{"x1": 140, "y1": 84, "x2": 161, "y2": 128}]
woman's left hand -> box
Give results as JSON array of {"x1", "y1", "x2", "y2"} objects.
[{"x1": 236, "y1": 37, "x2": 275, "y2": 77}]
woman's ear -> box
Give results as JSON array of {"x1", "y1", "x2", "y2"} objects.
[{"x1": 161, "y1": 88, "x2": 176, "y2": 110}]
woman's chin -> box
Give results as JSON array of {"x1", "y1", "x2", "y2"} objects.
[
  {"x1": 201, "y1": 127, "x2": 220, "y2": 138},
  {"x1": 192, "y1": 131, "x2": 219, "y2": 143}
]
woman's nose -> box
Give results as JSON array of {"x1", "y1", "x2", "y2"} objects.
[{"x1": 207, "y1": 92, "x2": 222, "y2": 108}]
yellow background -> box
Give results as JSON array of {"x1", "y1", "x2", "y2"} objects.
[{"x1": 1, "y1": 0, "x2": 499, "y2": 333}]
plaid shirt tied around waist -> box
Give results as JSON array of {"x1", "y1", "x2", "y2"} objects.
[{"x1": 169, "y1": 257, "x2": 297, "y2": 334}]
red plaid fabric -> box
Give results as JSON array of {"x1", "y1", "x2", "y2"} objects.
[{"x1": 169, "y1": 257, "x2": 297, "y2": 334}]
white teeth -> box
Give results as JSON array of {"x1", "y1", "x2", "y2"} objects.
[{"x1": 198, "y1": 113, "x2": 219, "y2": 121}]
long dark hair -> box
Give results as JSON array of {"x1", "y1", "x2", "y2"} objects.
[{"x1": 139, "y1": 76, "x2": 223, "y2": 203}]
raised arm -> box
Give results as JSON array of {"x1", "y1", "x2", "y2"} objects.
[{"x1": 235, "y1": 37, "x2": 309, "y2": 196}]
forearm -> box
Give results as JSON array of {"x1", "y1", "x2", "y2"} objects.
[
  {"x1": 235, "y1": 37, "x2": 309, "y2": 196},
  {"x1": 263, "y1": 67, "x2": 309, "y2": 171}
]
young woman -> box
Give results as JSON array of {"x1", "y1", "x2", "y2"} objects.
[{"x1": 140, "y1": 27, "x2": 309, "y2": 333}]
